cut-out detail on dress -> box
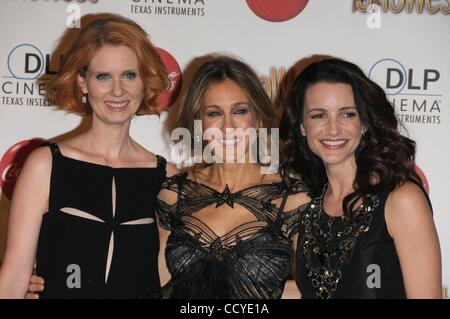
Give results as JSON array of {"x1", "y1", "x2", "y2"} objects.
[
  {"x1": 105, "y1": 176, "x2": 117, "y2": 284},
  {"x1": 105, "y1": 232, "x2": 114, "y2": 284},
  {"x1": 60, "y1": 177, "x2": 157, "y2": 285},
  {"x1": 60, "y1": 207, "x2": 106, "y2": 223},
  {"x1": 120, "y1": 218, "x2": 155, "y2": 225},
  {"x1": 112, "y1": 176, "x2": 116, "y2": 218},
  {"x1": 36, "y1": 142, "x2": 165, "y2": 298}
]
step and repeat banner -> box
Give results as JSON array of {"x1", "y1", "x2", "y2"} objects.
[{"x1": 0, "y1": 0, "x2": 449, "y2": 294}]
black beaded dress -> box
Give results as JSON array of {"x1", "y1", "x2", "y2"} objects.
[
  {"x1": 296, "y1": 187, "x2": 408, "y2": 299},
  {"x1": 156, "y1": 172, "x2": 310, "y2": 299},
  {"x1": 35, "y1": 142, "x2": 166, "y2": 298}
]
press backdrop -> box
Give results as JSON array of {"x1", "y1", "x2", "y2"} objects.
[{"x1": 0, "y1": 0, "x2": 449, "y2": 294}]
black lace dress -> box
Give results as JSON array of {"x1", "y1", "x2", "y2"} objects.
[{"x1": 156, "y1": 172, "x2": 310, "y2": 299}]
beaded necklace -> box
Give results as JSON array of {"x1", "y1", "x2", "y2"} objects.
[{"x1": 300, "y1": 185, "x2": 380, "y2": 299}]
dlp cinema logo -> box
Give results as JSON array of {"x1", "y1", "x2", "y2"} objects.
[
  {"x1": 7, "y1": 44, "x2": 53, "y2": 80},
  {"x1": 246, "y1": 0, "x2": 309, "y2": 22},
  {"x1": 1, "y1": 44, "x2": 57, "y2": 107},
  {"x1": 369, "y1": 58, "x2": 443, "y2": 125},
  {"x1": 369, "y1": 58, "x2": 440, "y2": 95}
]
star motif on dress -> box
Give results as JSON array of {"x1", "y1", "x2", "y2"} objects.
[
  {"x1": 210, "y1": 237, "x2": 225, "y2": 258},
  {"x1": 262, "y1": 199, "x2": 276, "y2": 211},
  {"x1": 193, "y1": 232, "x2": 202, "y2": 242},
  {"x1": 215, "y1": 184, "x2": 234, "y2": 208}
]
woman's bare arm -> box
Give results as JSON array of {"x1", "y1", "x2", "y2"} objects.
[
  {"x1": 0, "y1": 147, "x2": 51, "y2": 298},
  {"x1": 386, "y1": 182, "x2": 442, "y2": 298}
]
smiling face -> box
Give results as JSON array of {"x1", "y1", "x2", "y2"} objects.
[
  {"x1": 201, "y1": 78, "x2": 257, "y2": 163},
  {"x1": 78, "y1": 45, "x2": 144, "y2": 125},
  {"x1": 301, "y1": 82, "x2": 365, "y2": 169}
]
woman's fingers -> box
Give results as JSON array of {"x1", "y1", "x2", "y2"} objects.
[
  {"x1": 25, "y1": 292, "x2": 40, "y2": 299},
  {"x1": 30, "y1": 275, "x2": 45, "y2": 284},
  {"x1": 29, "y1": 283, "x2": 44, "y2": 292}
]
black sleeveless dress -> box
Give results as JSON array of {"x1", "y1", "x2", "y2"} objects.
[
  {"x1": 35, "y1": 142, "x2": 166, "y2": 298},
  {"x1": 156, "y1": 172, "x2": 310, "y2": 299},
  {"x1": 296, "y1": 188, "x2": 407, "y2": 299}
]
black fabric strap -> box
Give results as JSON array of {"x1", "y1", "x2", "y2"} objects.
[
  {"x1": 45, "y1": 141, "x2": 61, "y2": 156},
  {"x1": 279, "y1": 188, "x2": 290, "y2": 213},
  {"x1": 156, "y1": 155, "x2": 167, "y2": 170}
]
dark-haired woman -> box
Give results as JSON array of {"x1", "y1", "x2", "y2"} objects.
[{"x1": 280, "y1": 58, "x2": 441, "y2": 298}]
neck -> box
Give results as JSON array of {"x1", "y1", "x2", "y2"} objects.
[
  {"x1": 324, "y1": 159, "x2": 357, "y2": 202},
  {"x1": 83, "y1": 117, "x2": 134, "y2": 160},
  {"x1": 203, "y1": 162, "x2": 263, "y2": 191}
]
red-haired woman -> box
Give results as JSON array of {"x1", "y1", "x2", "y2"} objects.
[{"x1": 0, "y1": 14, "x2": 178, "y2": 298}]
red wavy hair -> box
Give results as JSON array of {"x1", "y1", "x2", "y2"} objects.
[{"x1": 46, "y1": 14, "x2": 169, "y2": 115}]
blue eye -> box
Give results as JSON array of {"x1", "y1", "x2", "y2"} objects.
[
  {"x1": 207, "y1": 111, "x2": 221, "y2": 117},
  {"x1": 123, "y1": 71, "x2": 138, "y2": 80},
  {"x1": 234, "y1": 108, "x2": 249, "y2": 115},
  {"x1": 96, "y1": 73, "x2": 110, "y2": 80}
]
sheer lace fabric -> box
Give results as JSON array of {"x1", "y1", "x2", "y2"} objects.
[{"x1": 156, "y1": 172, "x2": 310, "y2": 299}]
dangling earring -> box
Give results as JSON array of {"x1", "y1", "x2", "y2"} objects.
[
  {"x1": 81, "y1": 93, "x2": 92, "y2": 114},
  {"x1": 81, "y1": 93, "x2": 88, "y2": 104},
  {"x1": 362, "y1": 127, "x2": 367, "y2": 136},
  {"x1": 302, "y1": 134, "x2": 307, "y2": 143}
]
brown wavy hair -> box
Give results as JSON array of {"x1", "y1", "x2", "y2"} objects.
[
  {"x1": 280, "y1": 58, "x2": 423, "y2": 218},
  {"x1": 46, "y1": 14, "x2": 169, "y2": 115},
  {"x1": 173, "y1": 55, "x2": 276, "y2": 134},
  {"x1": 172, "y1": 55, "x2": 277, "y2": 169}
]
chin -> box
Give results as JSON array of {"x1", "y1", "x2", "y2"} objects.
[
  {"x1": 104, "y1": 116, "x2": 133, "y2": 125},
  {"x1": 219, "y1": 153, "x2": 239, "y2": 164},
  {"x1": 321, "y1": 154, "x2": 354, "y2": 167}
]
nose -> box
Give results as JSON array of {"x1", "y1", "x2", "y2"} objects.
[
  {"x1": 326, "y1": 115, "x2": 340, "y2": 136},
  {"x1": 111, "y1": 78, "x2": 124, "y2": 97},
  {"x1": 222, "y1": 114, "x2": 235, "y2": 132}
]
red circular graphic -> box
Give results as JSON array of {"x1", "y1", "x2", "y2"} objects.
[
  {"x1": 415, "y1": 164, "x2": 429, "y2": 194},
  {"x1": 0, "y1": 139, "x2": 45, "y2": 200},
  {"x1": 246, "y1": 0, "x2": 309, "y2": 22},
  {"x1": 156, "y1": 47, "x2": 182, "y2": 110}
]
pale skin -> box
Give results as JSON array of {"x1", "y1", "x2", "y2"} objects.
[
  {"x1": 0, "y1": 44, "x2": 178, "y2": 298},
  {"x1": 301, "y1": 82, "x2": 442, "y2": 298},
  {"x1": 25, "y1": 78, "x2": 310, "y2": 299}
]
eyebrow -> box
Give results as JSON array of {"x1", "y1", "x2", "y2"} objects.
[
  {"x1": 306, "y1": 106, "x2": 357, "y2": 113},
  {"x1": 203, "y1": 102, "x2": 250, "y2": 109},
  {"x1": 232, "y1": 102, "x2": 250, "y2": 108},
  {"x1": 202, "y1": 104, "x2": 220, "y2": 110},
  {"x1": 90, "y1": 69, "x2": 140, "y2": 74}
]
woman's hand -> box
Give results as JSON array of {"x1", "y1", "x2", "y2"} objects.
[{"x1": 25, "y1": 275, "x2": 45, "y2": 299}]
